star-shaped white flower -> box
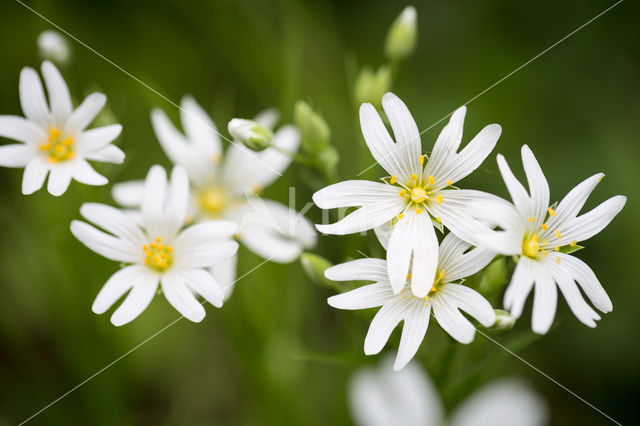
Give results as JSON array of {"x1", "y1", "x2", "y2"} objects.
[
  {"x1": 470, "y1": 145, "x2": 626, "y2": 334},
  {"x1": 349, "y1": 356, "x2": 548, "y2": 426},
  {"x1": 313, "y1": 92, "x2": 501, "y2": 297},
  {"x1": 326, "y1": 233, "x2": 496, "y2": 370},
  {"x1": 71, "y1": 165, "x2": 239, "y2": 326},
  {"x1": 111, "y1": 96, "x2": 316, "y2": 296},
  {"x1": 0, "y1": 61, "x2": 124, "y2": 196}
]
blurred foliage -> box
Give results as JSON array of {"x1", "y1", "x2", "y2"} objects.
[{"x1": 0, "y1": 0, "x2": 639, "y2": 425}]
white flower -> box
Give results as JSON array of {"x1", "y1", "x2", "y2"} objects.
[
  {"x1": 111, "y1": 97, "x2": 316, "y2": 295},
  {"x1": 313, "y1": 92, "x2": 501, "y2": 296},
  {"x1": 470, "y1": 145, "x2": 626, "y2": 334},
  {"x1": 0, "y1": 61, "x2": 124, "y2": 196},
  {"x1": 326, "y1": 233, "x2": 496, "y2": 370},
  {"x1": 349, "y1": 356, "x2": 548, "y2": 426},
  {"x1": 71, "y1": 165, "x2": 239, "y2": 326},
  {"x1": 37, "y1": 30, "x2": 71, "y2": 65}
]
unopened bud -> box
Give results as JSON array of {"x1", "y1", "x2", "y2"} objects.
[
  {"x1": 385, "y1": 6, "x2": 417, "y2": 62},
  {"x1": 354, "y1": 65, "x2": 391, "y2": 107},
  {"x1": 294, "y1": 101, "x2": 331, "y2": 153},
  {"x1": 478, "y1": 257, "x2": 508, "y2": 296},
  {"x1": 37, "y1": 30, "x2": 71, "y2": 65},
  {"x1": 228, "y1": 118, "x2": 273, "y2": 151},
  {"x1": 300, "y1": 252, "x2": 334, "y2": 288},
  {"x1": 490, "y1": 309, "x2": 516, "y2": 333}
]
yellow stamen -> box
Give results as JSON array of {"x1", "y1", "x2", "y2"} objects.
[
  {"x1": 390, "y1": 175, "x2": 397, "y2": 184},
  {"x1": 48, "y1": 127, "x2": 61, "y2": 141},
  {"x1": 410, "y1": 173, "x2": 417, "y2": 181},
  {"x1": 436, "y1": 195, "x2": 443, "y2": 205},
  {"x1": 541, "y1": 223, "x2": 548, "y2": 230},
  {"x1": 150, "y1": 243, "x2": 156, "y2": 249},
  {"x1": 436, "y1": 217, "x2": 441, "y2": 223},
  {"x1": 428, "y1": 175, "x2": 435, "y2": 185},
  {"x1": 399, "y1": 189, "x2": 407, "y2": 197},
  {"x1": 446, "y1": 179, "x2": 452, "y2": 186},
  {"x1": 548, "y1": 207, "x2": 556, "y2": 216},
  {"x1": 143, "y1": 237, "x2": 173, "y2": 271},
  {"x1": 528, "y1": 217, "x2": 536, "y2": 222},
  {"x1": 156, "y1": 237, "x2": 162, "y2": 243},
  {"x1": 406, "y1": 273, "x2": 412, "y2": 280},
  {"x1": 415, "y1": 208, "x2": 422, "y2": 214},
  {"x1": 419, "y1": 155, "x2": 424, "y2": 165},
  {"x1": 556, "y1": 257, "x2": 561, "y2": 264},
  {"x1": 38, "y1": 142, "x2": 52, "y2": 151},
  {"x1": 555, "y1": 230, "x2": 562, "y2": 239},
  {"x1": 554, "y1": 245, "x2": 560, "y2": 251},
  {"x1": 438, "y1": 269, "x2": 445, "y2": 280},
  {"x1": 62, "y1": 137, "x2": 73, "y2": 147},
  {"x1": 570, "y1": 240, "x2": 576, "y2": 247},
  {"x1": 522, "y1": 234, "x2": 540, "y2": 258},
  {"x1": 397, "y1": 213, "x2": 404, "y2": 219}
]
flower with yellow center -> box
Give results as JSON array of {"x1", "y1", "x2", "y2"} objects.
[
  {"x1": 0, "y1": 61, "x2": 124, "y2": 196},
  {"x1": 314, "y1": 92, "x2": 501, "y2": 296},
  {"x1": 71, "y1": 165, "x2": 239, "y2": 326},
  {"x1": 326, "y1": 233, "x2": 496, "y2": 371},
  {"x1": 470, "y1": 145, "x2": 626, "y2": 334}
]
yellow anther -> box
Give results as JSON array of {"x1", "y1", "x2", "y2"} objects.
[
  {"x1": 446, "y1": 179, "x2": 452, "y2": 186},
  {"x1": 556, "y1": 257, "x2": 561, "y2": 264},
  {"x1": 436, "y1": 216, "x2": 441, "y2": 223},
  {"x1": 150, "y1": 243, "x2": 156, "y2": 249},
  {"x1": 143, "y1": 237, "x2": 173, "y2": 271},
  {"x1": 416, "y1": 208, "x2": 422, "y2": 214},
  {"x1": 428, "y1": 175, "x2": 435, "y2": 185},
  {"x1": 541, "y1": 250, "x2": 549, "y2": 257},
  {"x1": 554, "y1": 245, "x2": 560, "y2": 251},
  {"x1": 155, "y1": 237, "x2": 162, "y2": 243},
  {"x1": 38, "y1": 142, "x2": 52, "y2": 151},
  {"x1": 48, "y1": 127, "x2": 61, "y2": 141},
  {"x1": 399, "y1": 189, "x2": 407, "y2": 197},
  {"x1": 167, "y1": 246, "x2": 174, "y2": 253},
  {"x1": 410, "y1": 173, "x2": 417, "y2": 181},
  {"x1": 157, "y1": 244, "x2": 164, "y2": 251},
  {"x1": 390, "y1": 175, "x2": 397, "y2": 184},
  {"x1": 522, "y1": 234, "x2": 540, "y2": 258},
  {"x1": 144, "y1": 258, "x2": 151, "y2": 265},
  {"x1": 419, "y1": 155, "x2": 424, "y2": 165},
  {"x1": 430, "y1": 285, "x2": 437, "y2": 293},
  {"x1": 436, "y1": 195, "x2": 443, "y2": 205},
  {"x1": 54, "y1": 144, "x2": 63, "y2": 153},
  {"x1": 62, "y1": 137, "x2": 73, "y2": 147},
  {"x1": 42, "y1": 127, "x2": 75, "y2": 162},
  {"x1": 423, "y1": 296, "x2": 428, "y2": 301},
  {"x1": 439, "y1": 269, "x2": 445, "y2": 280},
  {"x1": 548, "y1": 207, "x2": 556, "y2": 216},
  {"x1": 555, "y1": 230, "x2": 562, "y2": 239},
  {"x1": 541, "y1": 223, "x2": 548, "y2": 230},
  {"x1": 406, "y1": 273, "x2": 412, "y2": 280},
  {"x1": 528, "y1": 217, "x2": 536, "y2": 222},
  {"x1": 410, "y1": 187, "x2": 428, "y2": 203},
  {"x1": 142, "y1": 245, "x2": 148, "y2": 250},
  {"x1": 570, "y1": 240, "x2": 576, "y2": 247},
  {"x1": 397, "y1": 213, "x2": 404, "y2": 219}
]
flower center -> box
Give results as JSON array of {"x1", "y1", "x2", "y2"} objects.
[
  {"x1": 197, "y1": 187, "x2": 227, "y2": 218},
  {"x1": 522, "y1": 234, "x2": 541, "y2": 258},
  {"x1": 143, "y1": 237, "x2": 173, "y2": 271},
  {"x1": 39, "y1": 127, "x2": 75, "y2": 163},
  {"x1": 410, "y1": 187, "x2": 428, "y2": 203}
]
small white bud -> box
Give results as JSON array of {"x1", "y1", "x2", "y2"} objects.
[
  {"x1": 490, "y1": 309, "x2": 516, "y2": 332},
  {"x1": 228, "y1": 118, "x2": 274, "y2": 151},
  {"x1": 385, "y1": 6, "x2": 417, "y2": 62},
  {"x1": 37, "y1": 30, "x2": 71, "y2": 65}
]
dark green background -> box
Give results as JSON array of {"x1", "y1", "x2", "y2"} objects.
[{"x1": 0, "y1": 0, "x2": 638, "y2": 425}]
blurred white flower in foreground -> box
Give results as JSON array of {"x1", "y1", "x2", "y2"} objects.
[
  {"x1": 313, "y1": 92, "x2": 501, "y2": 297},
  {"x1": 326, "y1": 233, "x2": 496, "y2": 370},
  {"x1": 0, "y1": 61, "x2": 124, "y2": 196},
  {"x1": 350, "y1": 357, "x2": 548, "y2": 426},
  {"x1": 470, "y1": 145, "x2": 626, "y2": 334},
  {"x1": 37, "y1": 30, "x2": 71, "y2": 65},
  {"x1": 71, "y1": 165, "x2": 238, "y2": 326},
  {"x1": 112, "y1": 97, "x2": 316, "y2": 296}
]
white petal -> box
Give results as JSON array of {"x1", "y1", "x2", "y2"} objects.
[
  {"x1": 79, "y1": 202, "x2": 147, "y2": 245},
  {"x1": 381, "y1": 92, "x2": 422, "y2": 180},
  {"x1": 521, "y1": 145, "x2": 549, "y2": 221},
  {"x1": 555, "y1": 195, "x2": 626, "y2": 245},
  {"x1": 163, "y1": 165, "x2": 190, "y2": 237},
  {"x1": 76, "y1": 124, "x2": 122, "y2": 153},
  {"x1": 110, "y1": 269, "x2": 159, "y2": 326},
  {"x1": 84, "y1": 144, "x2": 125, "y2": 164},
  {"x1": 531, "y1": 267, "x2": 557, "y2": 334},
  {"x1": 431, "y1": 295, "x2": 477, "y2": 344},
  {"x1": 451, "y1": 379, "x2": 548, "y2": 426},
  {"x1": 112, "y1": 179, "x2": 145, "y2": 207},
  {"x1": 373, "y1": 221, "x2": 393, "y2": 250},
  {"x1": 20, "y1": 67, "x2": 50, "y2": 127},
  {"x1": 253, "y1": 108, "x2": 280, "y2": 129},
  {"x1": 0, "y1": 144, "x2": 36, "y2": 167},
  {"x1": 0, "y1": 115, "x2": 46, "y2": 144},
  {"x1": 328, "y1": 282, "x2": 395, "y2": 310},
  {"x1": 151, "y1": 108, "x2": 192, "y2": 166},
  {"x1": 313, "y1": 180, "x2": 402, "y2": 209},
  {"x1": 316, "y1": 197, "x2": 405, "y2": 235},
  {"x1": 172, "y1": 220, "x2": 238, "y2": 249},
  {"x1": 180, "y1": 95, "x2": 221, "y2": 157},
  {"x1": 47, "y1": 162, "x2": 73, "y2": 196},
  {"x1": 364, "y1": 296, "x2": 411, "y2": 355},
  {"x1": 181, "y1": 267, "x2": 224, "y2": 308},
  {"x1": 424, "y1": 107, "x2": 466, "y2": 182},
  {"x1": 209, "y1": 255, "x2": 237, "y2": 300},
  {"x1": 466, "y1": 197, "x2": 524, "y2": 255},
  {"x1": 387, "y1": 210, "x2": 438, "y2": 297},
  {"x1": 71, "y1": 159, "x2": 108, "y2": 186},
  {"x1": 92, "y1": 264, "x2": 142, "y2": 314},
  {"x1": 22, "y1": 157, "x2": 50, "y2": 194},
  {"x1": 496, "y1": 153, "x2": 535, "y2": 218},
  {"x1": 438, "y1": 233, "x2": 495, "y2": 282},
  {"x1": 439, "y1": 284, "x2": 496, "y2": 327},
  {"x1": 546, "y1": 173, "x2": 603, "y2": 229},
  {"x1": 555, "y1": 253, "x2": 612, "y2": 313},
  {"x1": 141, "y1": 165, "x2": 167, "y2": 236},
  {"x1": 161, "y1": 272, "x2": 206, "y2": 322},
  {"x1": 64, "y1": 93, "x2": 106, "y2": 134},
  {"x1": 172, "y1": 222, "x2": 239, "y2": 268},
  {"x1": 70, "y1": 220, "x2": 141, "y2": 263},
  {"x1": 325, "y1": 258, "x2": 389, "y2": 282},
  {"x1": 504, "y1": 257, "x2": 535, "y2": 318},
  {"x1": 394, "y1": 302, "x2": 430, "y2": 370},
  {"x1": 41, "y1": 61, "x2": 72, "y2": 126}
]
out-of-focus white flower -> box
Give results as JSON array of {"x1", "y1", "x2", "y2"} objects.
[
  {"x1": 111, "y1": 97, "x2": 316, "y2": 297},
  {"x1": 0, "y1": 61, "x2": 124, "y2": 196},
  {"x1": 385, "y1": 6, "x2": 418, "y2": 61},
  {"x1": 313, "y1": 92, "x2": 501, "y2": 297},
  {"x1": 37, "y1": 30, "x2": 71, "y2": 65},
  {"x1": 327, "y1": 233, "x2": 496, "y2": 370},
  {"x1": 349, "y1": 356, "x2": 548, "y2": 426},
  {"x1": 228, "y1": 118, "x2": 273, "y2": 151},
  {"x1": 470, "y1": 145, "x2": 626, "y2": 334},
  {"x1": 71, "y1": 165, "x2": 238, "y2": 326}
]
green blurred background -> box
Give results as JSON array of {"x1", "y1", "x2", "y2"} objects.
[{"x1": 0, "y1": 0, "x2": 638, "y2": 424}]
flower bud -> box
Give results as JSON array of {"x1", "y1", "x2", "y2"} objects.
[
  {"x1": 385, "y1": 6, "x2": 417, "y2": 62},
  {"x1": 228, "y1": 118, "x2": 273, "y2": 151},
  {"x1": 300, "y1": 252, "x2": 335, "y2": 288},
  {"x1": 37, "y1": 30, "x2": 71, "y2": 65},
  {"x1": 489, "y1": 309, "x2": 516, "y2": 333},
  {"x1": 354, "y1": 65, "x2": 391, "y2": 107},
  {"x1": 478, "y1": 257, "x2": 508, "y2": 296},
  {"x1": 294, "y1": 101, "x2": 331, "y2": 154}
]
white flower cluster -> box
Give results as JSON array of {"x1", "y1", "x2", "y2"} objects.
[{"x1": 313, "y1": 92, "x2": 626, "y2": 370}]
